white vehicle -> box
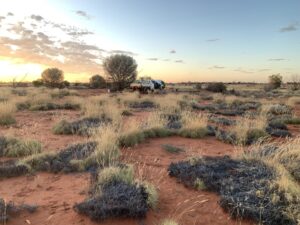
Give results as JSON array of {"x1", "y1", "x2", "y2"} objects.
[{"x1": 130, "y1": 80, "x2": 155, "y2": 93}]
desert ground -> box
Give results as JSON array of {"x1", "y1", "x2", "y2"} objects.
[{"x1": 0, "y1": 84, "x2": 300, "y2": 225}]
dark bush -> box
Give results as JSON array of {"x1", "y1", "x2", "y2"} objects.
[
  {"x1": 129, "y1": 100, "x2": 156, "y2": 109},
  {"x1": 90, "y1": 75, "x2": 106, "y2": 88},
  {"x1": 24, "y1": 142, "x2": 97, "y2": 173},
  {"x1": 168, "y1": 156, "x2": 298, "y2": 225},
  {"x1": 209, "y1": 116, "x2": 235, "y2": 126},
  {"x1": 74, "y1": 181, "x2": 148, "y2": 221},
  {"x1": 162, "y1": 144, "x2": 185, "y2": 154},
  {"x1": 0, "y1": 161, "x2": 30, "y2": 178},
  {"x1": 246, "y1": 129, "x2": 269, "y2": 145},
  {"x1": 32, "y1": 79, "x2": 44, "y2": 87},
  {"x1": 0, "y1": 198, "x2": 37, "y2": 222},
  {"x1": 206, "y1": 82, "x2": 227, "y2": 93},
  {"x1": 53, "y1": 117, "x2": 109, "y2": 136}
]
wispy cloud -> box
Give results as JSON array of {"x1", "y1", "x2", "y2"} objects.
[
  {"x1": 279, "y1": 22, "x2": 299, "y2": 32},
  {"x1": 258, "y1": 69, "x2": 271, "y2": 72},
  {"x1": 206, "y1": 38, "x2": 220, "y2": 42},
  {"x1": 269, "y1": 58, "x2": 287, "y2": 61},
  {"x1": 75, "y1": 10, "x2": 91, "y2": 20},
  {"x1": 210, "y1": 65, "x2": 225, "y2": 69},
  {"x1": 169, "y1": 49, "x2": 176, "y2": 54},
  {"x1": 175, "y1": 60, "x2": 184, "y2": 63},
  {"x1": 147, "y1": 58, "x2": 158, "y2": 61},
  {"x1": 30, "y1": 14, "x2": 44, "y2": 21},
  {"x1": 7, "y1": 12, "x2": 14, "y2": 16},
  {"x1": 233, "y1": 68, "x2": 253, "y2": 74},
  {"x1": 109, "y1": 50, "x2": 137, "y2": 56},
  {"x1": 163, "y1": 59, "x2": 170, "y2": 61}
]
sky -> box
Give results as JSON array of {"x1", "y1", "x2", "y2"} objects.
[{"x1": 0, "y1": 0, "x2": 299, "y2": 83}]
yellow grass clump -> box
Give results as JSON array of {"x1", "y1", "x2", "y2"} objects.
[{"x1": 0, "y1": 101, "x2": 16, "y2": 125}]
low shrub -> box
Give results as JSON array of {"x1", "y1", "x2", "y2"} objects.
[
  {"x1": 0, "y1": 161, "x2": 30, "y2": 178},
  {"x1": 162, "y1": 144, "x2": 185, "y2": 154},
  {"x1": 267, "y1": 104, "x2": 292, "y2": 120},
  {"x1": 16, "y1": 101, "x2": 31, "y2": 110},
  {"x1": 11, "y1": 89, "x2": 27, "y2": 96},
  {"x1": 29, "y1": 102, "x2": 80, "y2": 111},
  {"x1": 141, "y1": 181, "x2": 158, "y2": 209},
  {"x1": 122, "y1": 110, "x2": 133, "y2": 116},
  {"x1": 120, "y1": 128, "x2": 175, "y2": 148},
  {"x1": 285, "y1": 117, "x2": 300, "y2": 125},
  {"x1": 83, "y1": 125, "x2": 120, "y2": 168},
  {"x1": 21, "y1": 142, "x2": 97, "y2": 173},
  {"x1": 0, "y1": 136, "x2": 42, "y2": 157},
  {"x1": 129, "y1": 100, "x2": 156, "y2": 109},
  {"x1": 0, "y1": 102, "x2": 16, "y2": 126},
  {"x1": 178, "y1": 127, "x2": 208, "y2": 139},
  {"x1": 168, "y1": 156, "x2": 299, "y2": 225},
  {"x1": 74, "y1": 181, "x2": 149, "y2": 221},
  {"x1": 50, "y1": 89, "x2": 78, "y2": 99},
  {"x1": 215, "y1": 129, "x2": 236, "y2": 144},
  {"x1": 97, "y1": 165, "x2": 134, "y2": 188},
  {"x1": 208, "y1": 116, "x2": 235, "y2": 126},
  {"x1": 247, "y1": 139, "x2": 300, "y2": 182},
  {"x1": 0, "y1": 198, "x2": 37, "y2": 222},
  {"x1": 205, "y1": 82, "x2": 227, "y2": 93},
  {"x1": 74, "y1": 163, "x2": 156, "y2": 220},
  {"x1": 119, "y1": 131, "x2": 145, "y2": 147},
  {"x1": 245, "y1": 129, "x2": 269, "y2": 145},
  {"x1": 53, "y1": 117, "x2": 108, "y2": 136},
  {"x1": 194, "y1": 178, "x2": 207, "y2": 190}
]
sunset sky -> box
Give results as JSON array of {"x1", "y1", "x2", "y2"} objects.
[{"x1": 0, "y1": 0, "x2": 299, "y2": 83}]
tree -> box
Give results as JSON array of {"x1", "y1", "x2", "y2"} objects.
[
  {"x1": 41, "y1": 68, "x2": 64, "y2": 88},
  {"x1": 89, "y1": 74, "x2": 106, "y2": 88},
  {"x1": 268, "y1": 74, "x2": 282, "y2": 89},
  {"x1": 103, "y1": 54, "x2": 137, "y2": 90}
]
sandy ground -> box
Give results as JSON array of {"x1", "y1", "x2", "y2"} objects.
[{"x1": 1, "y1": 94, "x2": 299, "y2": 225}]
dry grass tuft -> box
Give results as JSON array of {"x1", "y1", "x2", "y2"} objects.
[{"x1": 0, "y1": 101, "x2": 16, "y2": 125}]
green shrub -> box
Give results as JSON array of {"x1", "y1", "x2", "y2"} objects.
[
  {"x1": 246, "y1": 129, "x2": 269, "y2": 145},
  {"x1": 97, "y1": 165, "x2": 134, "y2": 187},
  {"x1": 0, "y1": 114, "x2": 16, "y2": 126},
  {"x1": 1, "y1": 137, "x2": 42, "y2": 157},
  {"x1": 194, "y1": 178, "x2": 207, "y2": 190},
  {"x1": 29, "y1": 102, "x2": 58, "y2": 111},
  {"x1": 285, "y1": 118, "x2": 300, "y2": 125},
  {"x1": 178, "y1": 127, "x2": 208, "y2": 138},
  {"x1": 21, "y1": 152, "x2": 56, "y2": 170},
  {"x1": 119, "y1": 131, "x2": 145, "y2": 147},
  {"x1": 162, "y1": 144, "x2": 185, "y2": 154},
  {"x1": 53, "y1": 120, "x2": 73, "y2": 134},
  {"x1": 16, "y1": 101, "x2": 31, "y2": 110},
  {"x1": 142, "y1": 181, "x2": 158, "y2": 209}
]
